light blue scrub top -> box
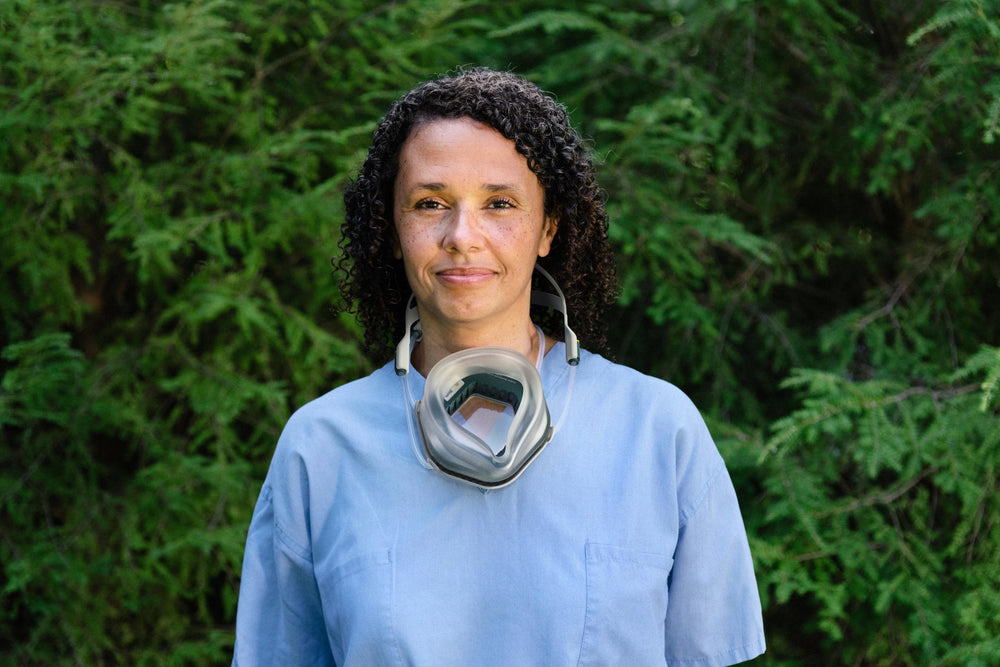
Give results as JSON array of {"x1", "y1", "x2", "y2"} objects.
[{"x1": 233, "y1": 346, "x2": 765, "y2": 666}]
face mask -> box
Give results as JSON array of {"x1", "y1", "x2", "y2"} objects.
[{"x1": 395, "y1": 265, "x2": 578, "y2": 488}]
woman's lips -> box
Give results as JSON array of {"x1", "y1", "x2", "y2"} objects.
[{"x1": 436, "y1": 267, "x2": 496, "y2": 285}]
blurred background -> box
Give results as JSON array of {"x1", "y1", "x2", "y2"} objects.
[{"x1": 2, "y1": 0, "x2": 998, "y2": 663}]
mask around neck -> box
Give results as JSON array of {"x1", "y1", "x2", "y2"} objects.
[{"x1": 416, "y1": 346, "x2": 552, "y2": 488}]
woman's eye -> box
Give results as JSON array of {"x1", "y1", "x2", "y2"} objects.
[
  {"x1": 414, "y1": 199, "x2": 443, "y2": 210},
  {"x1": 489, "y1": 198, "x2": 516, "y2": 209}
]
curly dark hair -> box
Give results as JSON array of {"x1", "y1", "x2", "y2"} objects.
[{"x1": 337, "y1": 67, "x2": 618, "y2": 361}]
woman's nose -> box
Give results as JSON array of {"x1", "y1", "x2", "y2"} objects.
[{"x1": 442, "y1": 206, "x2": 483, "y2": 253}]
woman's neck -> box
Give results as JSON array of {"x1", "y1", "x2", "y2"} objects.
[{"x1": 411, "y1": 320, "x2": 545, "y2": 375}]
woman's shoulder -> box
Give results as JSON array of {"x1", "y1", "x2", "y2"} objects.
[
  {"x1": 575, "y1": 349, "x2": 700, "y2": 413},
  {"x1": 567, "y1": 350, "x2": 727, "y2": 514},
  {"x1": 271, "y1": 362, "x2": 401, "y2": 454},
  {"x1": 290, "y1": 361, "x2": 399, "y2": 418}
]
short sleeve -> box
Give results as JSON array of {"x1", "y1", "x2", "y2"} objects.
[
  {"x1": 664, "y1": 463, "x2": 766, "y2": 665},
  {"x1": 232, "y1": 479, "x2": 334, "y2": 666}
]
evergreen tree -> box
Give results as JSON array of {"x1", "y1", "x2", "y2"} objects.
[{"x1": 2, "y1": 0, "x2": 997, "y2": 662}]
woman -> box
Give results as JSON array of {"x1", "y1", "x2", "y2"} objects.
[{"x1": 233, "y1": 68, "x2": 765, "y2": 666}]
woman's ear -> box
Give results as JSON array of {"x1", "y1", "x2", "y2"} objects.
[
  {"x1": 392, "y1": 230, "x2": 403, "y2": 260},
  {"x1": 538, "y1": 215, "x2": 558, "y2": 258}
]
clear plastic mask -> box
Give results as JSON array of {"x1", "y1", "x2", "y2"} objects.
[{"x1": 416, "y1": 346, "x2": 552, "y2": 487}]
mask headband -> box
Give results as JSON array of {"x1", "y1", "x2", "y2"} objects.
[
  {"x1": 395, "y1": 291, "x2": 423, "y2": 376},
  {"x1": 531, "y1": 264, "x2": 579, "y2": 366}
]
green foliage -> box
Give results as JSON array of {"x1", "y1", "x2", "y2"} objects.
[
  {"x1": 752, "y1": 357, "x2": 999, "y2": 664},
  {"x1": 908, "y1": 0, "x2": 1000, "y2": 145},
  {"x1": 2, "y1": 0, "x2": 998, "y2": 663}
]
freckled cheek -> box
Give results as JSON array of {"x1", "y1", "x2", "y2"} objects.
[
  {"x1": 396, "y1": 227, "x2": 440, "y2": 272},
  {"x1": 493, "y1": 219, "x2": 526, "y2": 242},
  {"x1": 508, "y1": 225, "x2": 542, "y2": 251}
]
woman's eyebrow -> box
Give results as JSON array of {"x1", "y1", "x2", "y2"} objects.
[
  {"x1": 407, "y1": 182, "x2": 523, "y2": 194},
  {"x1": 483, "y1": 183, "x2": 522, "y2": 193},
  {"x1": 409, "y1": 182, "x2": 446, "y2": 192}
]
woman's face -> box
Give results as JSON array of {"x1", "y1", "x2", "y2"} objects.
[{"x1": 392, "y1": 117, "x2": 557, "y2": 341}]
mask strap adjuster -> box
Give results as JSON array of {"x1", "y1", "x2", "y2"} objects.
[
  {"x1": 531, "y1": 265, "x2": 579, "y2": 366},
  {"x1": 395, "y1": 294, "x2": 422, "y2": 376}
]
